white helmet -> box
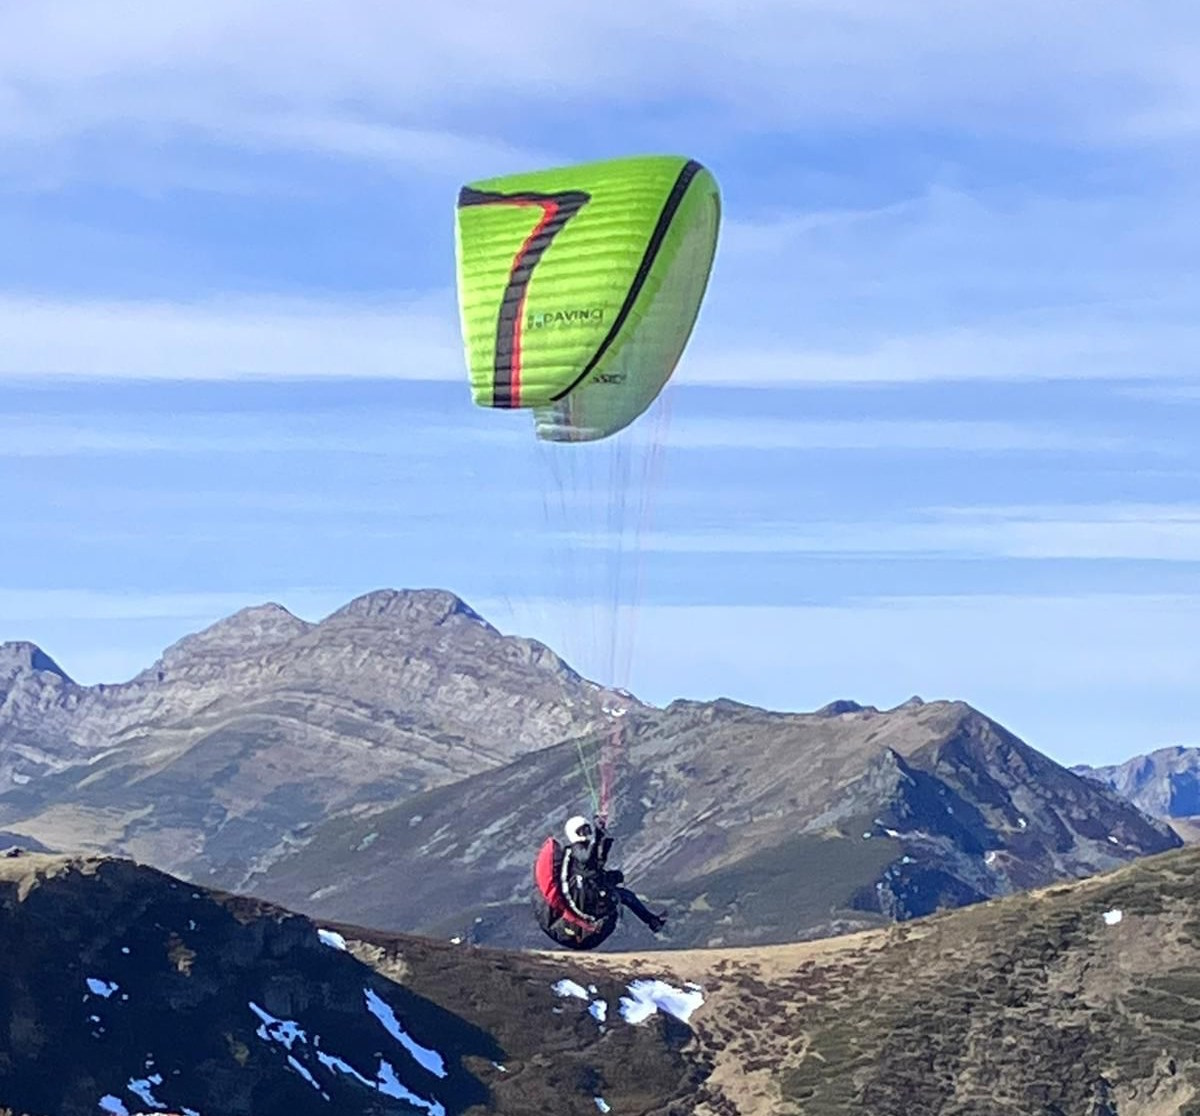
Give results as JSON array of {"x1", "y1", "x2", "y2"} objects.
[{"x1": 565, "y1": 815, "x2": 593, "y2": 844}]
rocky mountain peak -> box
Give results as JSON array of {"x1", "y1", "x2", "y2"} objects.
[
  {"x1": 0, "y1": 588, "x2": 622, "y2": 888},
  {"x1": 151, "y1": 602, "x2": 311, "y2": 673},
  {"x1": 816, "y1": 699, "x2": 868, "y2": 716},
  {"x1": 0, "y1": 641, "x2": 71, "y2": 683},
  {"x1": 322, "y1": 588, "x2": 493, "y2": 631}
]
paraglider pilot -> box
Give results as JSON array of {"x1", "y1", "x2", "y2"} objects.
[{"x1": 532, "y1": 814, "x2": 667, "y2": 950}]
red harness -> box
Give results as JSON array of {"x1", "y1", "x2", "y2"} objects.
[{"x1": 534, "y1": 837, "x2": 606, "y2": 933}]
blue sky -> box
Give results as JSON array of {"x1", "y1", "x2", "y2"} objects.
[{"x1": 1, "y1": 2, "x2": 1198, "y2": 766}]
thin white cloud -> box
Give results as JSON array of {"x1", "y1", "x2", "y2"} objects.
[
  {"x1": 663, "y1": 416, "x2": 1139, "y2": 453},
  {"x1": 0, "y1": 414, "x2": 517, "y2": 456},
  {"x1": 219, "y1": 113, "x2": 555, "y2": 178},
  {"x1": 484, "y1": 589, "x2": 1200, "y2": 689},
  {"x1": 934, "y1": 502, "x2": 1200, "y2": 522},
  {"x1": 700, "y1": 181, "x2": 1200, "y2": 387},
  {"x1": 715, "y1": 211, "x2": 1197, "y2": 340},
  {"x1": 921, "y1": 503, "x2": 1200, "y2": 560},
  {"x1": 5, "y1": 289, "x2": 1194, "y2": 389},
  {"x1": 0, "y1": 293, "x2": 464, "y2": 381},
  {"x1": 0, "y1": 587, "x2": 342, "y2": 623},
  {"x1": 0, "y1": 408, "x2": 1133, "y2": 458},
  {"x1": 720, "y1": 199, "x2": 923, "y2": 254},
  {"x1": 565, "y1": 504, "x2": 1200, "y2": 561},
  {"x1": 1116, "y1": 383, "x2": 1200, "y2": 403},
  {"x1": 1, "y1": 0, "x2": 1196, "y2": 159},
  {"x1": 682, "y1": 323, "x2": 1200, "y2": 387},
  {"x1": 482, "y1": 591, "x2": 1200, "y2": 763},
  {"x1": 15, "y1": 488, "x2": 452, "y2": 516}
]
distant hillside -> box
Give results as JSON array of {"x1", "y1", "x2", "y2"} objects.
[
  {"x1": 1075, "y1": 746, "x2": 1200, "y2": 842},
  {"x1": 245, "y1": 694, "x2": 1181, "y2": 950}
]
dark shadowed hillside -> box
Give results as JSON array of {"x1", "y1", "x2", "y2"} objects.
[{"x1": 0, "y1": 851, "x2": 703, "y2": 1116}]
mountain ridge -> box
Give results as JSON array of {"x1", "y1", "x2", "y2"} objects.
[{"x1": 243, "y1": 692, "x2": 1180, "y2": 951}]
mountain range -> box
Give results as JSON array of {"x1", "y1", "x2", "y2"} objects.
[
  {"x1": 0, "y1": 590, "x2": 617, "y2": 884},
  {"x1": 0, "y1": 588, "x2": 1184, "y2": 953}
]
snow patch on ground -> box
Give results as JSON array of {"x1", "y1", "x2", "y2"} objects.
[
  {"x1": 287, "y1": 1052, "x2": 327, "y2": 1096},
  {"x1": 552, "y1": 976, "x2": 705, "y2": 1027},
  {"x1": 376, "y1": 1061, "x2": 446, "y2": 1115},
  {"x1": 619, "y1": 979, "x2": 705, "y2": 1025},
  {"x1": 553, "y1": 978, "x2": 610, "y2": 1024},
  {"x1": 552, "y1": 979, "x2": 589, "y2": 1001},
  {"x1": 248, "y1": 997, "x2": 448, "y2": 1112},
  {"x1": 127, "y1": 1073, "x2": 166, "y2": 1109},
  {"x1": 318, "y1": 928, "x2": 348, "y2": 951},
  {"x1": 317, "y1": 1048, "x2": 373, "y2": 1086},
  {"x1": 365, "y1": 987, "x2": 447, "y2": 1078},
  {"x1": 249, "y1": 1002, "x2": 306, "y2": 1050},
  {"x1": 1103, "y1": 908, "x2": 1123, "y2": 926},
  {"x1": 316, "y1": 1047, "x2": 438, "y2": 1112}
]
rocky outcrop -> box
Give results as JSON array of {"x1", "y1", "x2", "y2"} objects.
[{"x1": 1075, "y1": 745, "x2": 1200, "y2": 820}]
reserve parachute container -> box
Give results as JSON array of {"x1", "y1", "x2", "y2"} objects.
[{"x1": 453, "y1": 154, "x2": 720, "y2": 823}]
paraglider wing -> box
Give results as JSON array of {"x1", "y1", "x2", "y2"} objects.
[{"x1": 455, "y1": 154, "x2": 720, "y2": 442}]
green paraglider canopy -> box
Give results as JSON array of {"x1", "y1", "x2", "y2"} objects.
[{"x1": 454, "y1": 153, "x2": 720, "y2": 442}]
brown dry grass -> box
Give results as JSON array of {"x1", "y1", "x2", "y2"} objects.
[{"x1": 547, "y1": 847, "x2": 1200, "y2": 1116}]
